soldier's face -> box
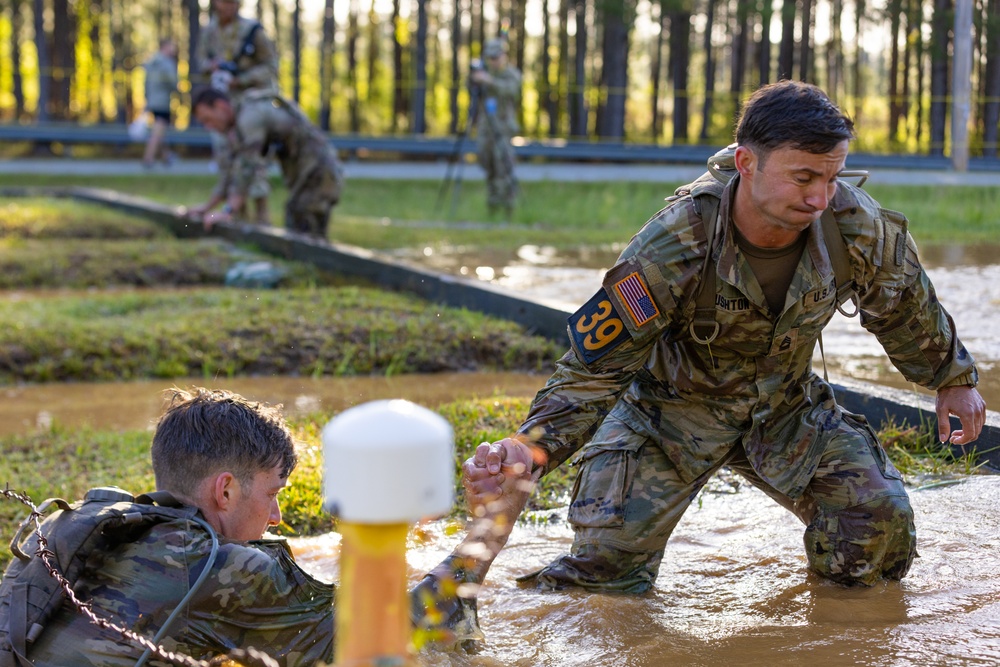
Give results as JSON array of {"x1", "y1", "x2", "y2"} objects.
[
  {"x1": 194, "y1": 100, "x2": 234, "y2": 133},
  {"x1": 214, "y1": 0, "x2": 239, "y2": 23},
  {"x1": 223, "y1": 465, "x2": 286, "y2": 541},
  {"x1": 737, "y1": 141, "x2": 848, "y2": 235}
]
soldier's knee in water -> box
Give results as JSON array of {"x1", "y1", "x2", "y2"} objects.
[{"x1": 805, "y1": 494, "x2": 916, "y2": 586}]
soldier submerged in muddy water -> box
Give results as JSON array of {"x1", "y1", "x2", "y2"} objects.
[
  {"x1": 189, "y1": 0, "x2": 278, "y2": 226},
  {"x1": 0, "y1": 387, "x2": 506, "y2": 665},
  {"x1": 451, "y1": 81, "x2": 986, "y2": 604},
  {"x1": 471, "y1": 38, "x2": 522, "y2": 218},
  {"x1": 190, "y1": 87, "x2": 345, "y2": 239}
]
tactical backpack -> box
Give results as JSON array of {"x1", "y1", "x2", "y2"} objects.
[{"x1": 0, "y1": 487, "x2": 208, "y2": 667}]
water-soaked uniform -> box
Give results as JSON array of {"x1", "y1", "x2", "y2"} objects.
[
  {"x1": 517, "y1": 148, "x2": 978, "y2": 592},
  {"x1": 6, "y1": 512, "x2": 334, "y2": 666},
  {"x1": 475, "y1": 64, "x2": 521, "y2": 212},
  {"x1": 195, "y1": 15, "x2": 278, "y2": 206},
  {"x1": 228, "y1": 91, "x2": 344, "y2": 238}
]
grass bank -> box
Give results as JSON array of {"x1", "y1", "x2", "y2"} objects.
[
  {"x1": 0, "y1": 198, "x2": 561, "y2": 383},
  {"x1": 3, "y1": 173, "x2": 998, "y2": 246}
]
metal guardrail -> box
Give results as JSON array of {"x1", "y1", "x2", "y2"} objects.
[{"x1": 2, "y1": 122, "x2": 1000, "y2": 171}]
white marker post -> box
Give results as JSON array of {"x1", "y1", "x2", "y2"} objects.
[{"x1": 322, "y1": 400, "x2": 454, "y2": 666}]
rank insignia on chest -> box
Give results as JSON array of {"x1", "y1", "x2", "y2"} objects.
[
  {"x1": 567, "y1": 287, "x2": 631, "y2": 365},
  {"x1": 614, "y1": 272, "x2": 659, "y2": 327}
]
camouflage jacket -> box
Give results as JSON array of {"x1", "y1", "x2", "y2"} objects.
[
  {"x1": 225, "y1": 92, "x2": 342, "y2": 202},
  {"x1": 23, "y1": 516, "x2": 333, "y2": 666},
  {"x1": 195, "y1": 15, "x2": 278, "y2": 99},
  {"x1": 476, "y1": 65, "x2": 521, "y2": 138},
  {"x1": 519, "y1": 150, "x2": 978, "y2": 498}
]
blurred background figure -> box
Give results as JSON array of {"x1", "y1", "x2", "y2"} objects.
[
  {"x1": 141, "y1": 39, "x2": 179, "y2": 169},
  {"x1": 191, "y1": 0, "x2": 278, "y2": 225},
  {"x1": 470, "y1": 38, "x2": 522, "y2": 219}
]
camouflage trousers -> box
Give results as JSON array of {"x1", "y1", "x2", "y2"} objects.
[
  {"x1": 477, "y1": 134, "x2": 517, "y2": 211},
  {"x1": 527, "y1": 412, "x2": 916, "y2": 593},
  {"x1": 285, "y1": 162, "x2": 342, "y2": 239}
]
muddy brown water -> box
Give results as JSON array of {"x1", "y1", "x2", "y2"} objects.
[
  {"x1": 290, "y1": 475, "x2": 1000, "y2": 666},
  {"x1": 0, "y1": 373, "x2": 545, "y2": 436}
]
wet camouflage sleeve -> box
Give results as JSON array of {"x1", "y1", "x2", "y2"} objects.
[
  {"x1": 837, "y1": 184, "x2": 977, "y2": 388},
  {"x1": 25, "y1": 520, "x2": 334, "y2": 667},
  {"x1": 516, "y1": 198, "x2": 698, "y2": 472}
]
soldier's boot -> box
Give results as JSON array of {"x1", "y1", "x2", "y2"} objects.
[
  {"x1": 804, "y1": 494, "x2": 916, "y2": 586},
  {"x1": 517, "y1": 542, "x2": 663, "y2": 594}
]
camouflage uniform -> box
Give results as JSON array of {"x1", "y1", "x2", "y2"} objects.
[
  {"x1": 229, "y1": 91, "x2": 344, "y2": 237},
  {"x1": 475, "y1": 65, "x2": 521, "y2": 213},
  {"x1": 16, "y1": 517, "x2": 333, "y2": 666},
  {"x1": 516, "y1": 148, "x2": 978, "y2": 592},
  {"x1": 195, "y1": 15, "x2": 278, "y2": 208}
]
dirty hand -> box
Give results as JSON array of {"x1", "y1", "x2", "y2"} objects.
[
  {"x1": 461, "y1": 438, "x2": 535, "y2": 512},
  {"x1": 936, "y1": 385, "x2": 986, "y2": 445}
]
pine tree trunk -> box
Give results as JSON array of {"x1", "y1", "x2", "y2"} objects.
[
  {"x1": 319, "y1": 0, "x2": 335, "y2": 131},
  {"x1": 798, "y1": 0, "x2": 813, "y2": 82},
  {"x1": 758, "y1": 0, "x2": 773, "y2": 85},
  {"x1": 982, "y1": 0, "x2": 1000, "y2": 157},
  {"x1": 347, "y1": 0, "x2": 359, "y2": 132},
  {"x1": 651, "y1": 2, "x2": 664, "y2": 141},
  {"x1": 570, "y1": 0, "x2": 588, "y2": 137},
  {"x1": 699, "y1": 0, "x2": 716, "y2": 141},
  {"x1": 292, "y1": 0, "x2": 301, "y2": 103},
  {"x1": 10, "y1": 0, "x2": 26, "y2": 119},
  {"x1": 778, "y1": 0, "x2": 795, "y2": 80},
  {"x1": 450, "y1": 0, "x2": 461, "y2": 134},
  {"x1": 670, "y1": 4, "x2": 691, "y2": 143},
  {"x1": 413, "y1": 0, "x2": 427, "y2": 133},
  {"x1": 928, "y1": 0, "x2": 950, "y2": 157}
]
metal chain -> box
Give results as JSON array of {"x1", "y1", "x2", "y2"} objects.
[{"x1": 1, "y1": 486, "x2": 277, "y2": 667}]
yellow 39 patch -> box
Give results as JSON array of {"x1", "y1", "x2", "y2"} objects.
[{"x1": 567, "y1": 288, "x2": 631, "y2": 365}]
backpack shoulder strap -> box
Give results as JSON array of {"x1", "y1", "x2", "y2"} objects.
[
  {"x1": 690, "y1": 194, "x2": 721, "y2": 344},
  {"x1": 820, "y1": 207, "x2": 857, "y2": 312}
]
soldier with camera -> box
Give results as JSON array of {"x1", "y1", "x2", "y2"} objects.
[
  {"x1": 190, "y1": 0, "x2": 278, "y2": 227},
  {"x1": 470, "y1": 38, "x2": 522, "y2": 218}
]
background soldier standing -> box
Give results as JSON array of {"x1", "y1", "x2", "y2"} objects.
[
  {"x1": 471, "y1": 38, "x2": 521, "y2": 218},
  {"x1": 141, "y1": 38, "x2": 179, "y2": 169},
  {"x1": 192, "y1": 87, "x2": 344, "y2": 239},
  {"x1": 190, "y1": 0, "x2": 278, "y2": 226}
]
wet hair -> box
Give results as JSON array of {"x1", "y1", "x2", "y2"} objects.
[
  {"x1": 151, "y1": 387, "x2": 297, "y2": 497},
  {"x1": 191, "y1": 86, "x2": 230, "y2": 112},
  {"x1": 735, "y1": 80, "x2": 855, "y2": 162}
]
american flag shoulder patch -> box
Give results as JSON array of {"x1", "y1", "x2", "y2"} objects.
[{"x1": 614, "y1": 272, "x2": 659, "y2": 327}]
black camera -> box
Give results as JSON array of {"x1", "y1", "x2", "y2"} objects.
[
  {"x1": 470, "y1": 58, "x2": 485, "y2": 74},
  {"x1": 217, "y1": 61, "x2": 239, "y2": 76}
]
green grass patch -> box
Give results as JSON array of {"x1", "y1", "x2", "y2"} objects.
[
  {"x1": 0, "y1": 287, "x2": 560, "y2": 383},
  {"x1": 0, "y1": 198, "x2": 168, "y2": 239},
  {"x1": 1, "y1": 398, "x2": 986, "y2": 571},
  {"x1": 3, "y1": 174, "x2": 996, "y2": 247}
]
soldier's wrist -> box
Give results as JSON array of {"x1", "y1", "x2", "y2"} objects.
[{"x1": 939, "y1": 367, "x2": 978, "y2": 389}]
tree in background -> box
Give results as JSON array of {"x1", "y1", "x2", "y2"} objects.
[{"x1": 1, "y1": 0, "x2": 998, "y2": 159}]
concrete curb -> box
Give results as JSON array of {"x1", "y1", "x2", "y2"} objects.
[{"x1": 8, "y1": 185, "x2": 999, "y2": 471}]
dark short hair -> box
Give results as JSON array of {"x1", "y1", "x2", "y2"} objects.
[
  {"x1": 151, "y1": 387, "x2": 298, "y2": 497},
  {"x1": 191, "y1": 86, "x2": 230, "y2": 112},
  {"x1": 736, "y1": 80, "x2": 855, "y2": 158}
]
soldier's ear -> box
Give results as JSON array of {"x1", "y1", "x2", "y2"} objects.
[
  {"x1": 211, "y1": 472, "x2": 239, "y2": 510},
  {"x1": 734, "y1": 145, "x2": 757, "y2": 177}
]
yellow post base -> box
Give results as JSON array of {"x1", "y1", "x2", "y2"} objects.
[{"x1": 335, "y1": 522, "x2": 415, "y2": 667}]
